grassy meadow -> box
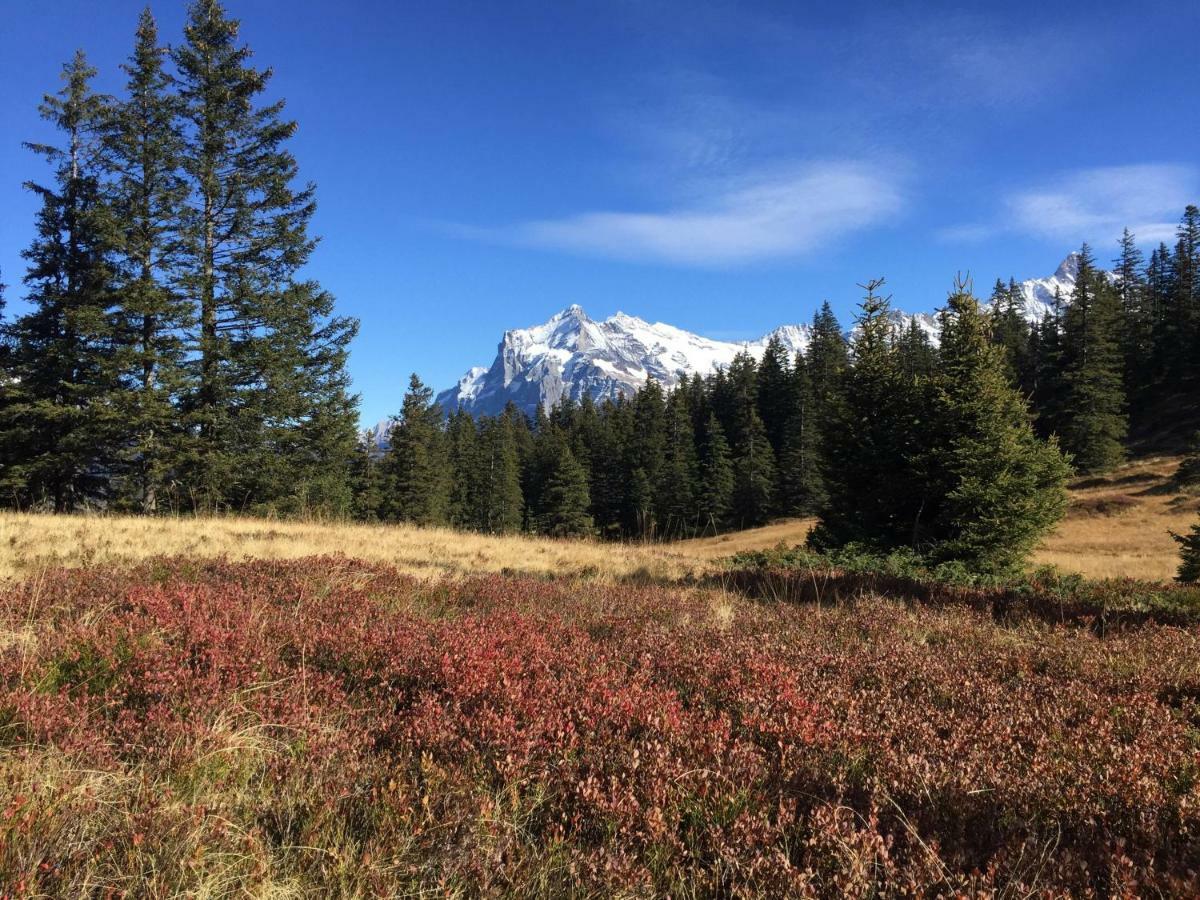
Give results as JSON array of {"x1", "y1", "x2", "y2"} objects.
[
  {"x1": 1, "y1": 454, "x2": 1199, "y2": 896},
  {"x1": 2, "y1": 455, "x2": 1195, "y2": 583}
]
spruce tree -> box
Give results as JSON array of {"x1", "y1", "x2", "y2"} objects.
[
  {"x1": 654, "y1": 389, "x2": 698, "y2": 537},
  {"x1": 810, "y1": 280, "x2": 910, "y2": 551},
  {"x1": 1146, "y1": 242, "x2": 1176, "y2": 385},
  {"x1": 350, "y1": 433, "x2": 383, "y2": 521},
  {"x1": 1031, "y1": 298, "x2": 1066, "y2": 438},
  {"x1": 0, "y1": 52, "x2": 120, "y2": 510},
  {"x1": 1172, "y1": 517, "x2": 1200, "y2": 583},
  {"x1": 730, "y1": 407, "x2": 776, "y2": 528},
  {"x1": 1113, "y1": 230, "x2": 1152, "y2": 412},
  {"x1": 173, "y1": 0, "x2": 358, "y2": 511},
  {"x1": 103, "y1": 10, "x2": 191, "y2": 512},
  {"x1": 625, "y1": 378, "x2": 665, "y2": 535},
  {"x1": 587, "y1": 398, "x2": 628, "y2": 537},
  {"x1": 806, "y1": 301, "x2": 849, "y2": 416},
  {"x1": 895, "y1": 317, "x2": 937, "y2": 382},
  {"x1": 989, "y1": 278, "x2": 1032, "y2": 391},
  {"x1": 721, "y1": 352, "x2": 759, "y2": 451},
  {"x1": 929, "y1": 282, "x2": 1070, "y2": 574},
  {"x1": 776, "y1": 352, "x2": 825, "y2": 515},
  {"x1": 379, "y1": 375, "x2": 450, "y2": 525},
  {"x1": 1174, "y1": 206, "x2": 1200, "y2": 383},
  {"x1": 696, "y1": 413, "x2": 734, "y2": 533},
  {"x1": 755, "y1": 334, "x2": 793, "y2": 454},
  {"x1": 539, "y1": 445, "x2": 593, "y2": 537},
  {"x1": 523, "y1": 414, "x2": 560, "y2": 530},
  {"x1": 474, "y1": 414, "x2": 524, "y2": 533},
  {"x1": 1060, "y1": 244, "x2": 1127, "y2": 473},
  {"x1": 445, "y1": 409, "x2": 478, "y2": 527}
]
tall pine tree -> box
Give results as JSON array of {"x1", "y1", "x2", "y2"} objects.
[
  {"x1": 538, "y1": 443, "x2": 593, "y2": 537},
  {"x1": 0, "y1": 52, "x2": 120, "y2": 510},
  {"x1": 928, "y1": 282, "x2": 1070, "y2": 574},
  {"x1": 776, "y1": 352, "x2": 826, "y2": 516},
  {"x1": 810, "y1": 280, "x2": 911, "y2": 551},
  {"x1": 103, "y1": 10, "x2": 191, "y2": 512},
  {"x1": 173, "y1": 0, "x2": 358, "y2": 511},
  {"x1": 696, "y1": 413, "x2": 734, "y2": 533},
  {"x1": 379, "y1": 375, "x2": 450, "y2": 525},
  {"x1": 1060, "y1": 244, "x2": 1127, "y2": 473},
  {"x1": 474, "y1": 413, "x2": 524, "y2": 533}
]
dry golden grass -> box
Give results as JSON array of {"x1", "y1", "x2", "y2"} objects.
[
  {"x1": 1, "y1": 454, "x2": 1195, "y2": 583},
  {"x1": 670, "y1": 518, "x2": 817, "y2": 561},
  {"x1": 670, "y1": 455, "x2": 1198, "y2": 581},
  {"x1": 1036, "y1": 455, "x2": 1198, "y2": 581},
  {"x1": 0, "y1": 512, "x2": 696, "y2": 584}
]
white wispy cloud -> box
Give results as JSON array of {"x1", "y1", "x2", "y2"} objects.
[
  {"x1": 465, "y1": 161, "x2": 904, "y2": 267},
  {"x1": 1008, "y1": 164, "x2": 1196, "y2": 244},
  {"x1": 943, "y1": 164, "x2": 1197, "y2": 246}
]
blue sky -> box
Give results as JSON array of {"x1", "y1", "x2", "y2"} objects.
[{"x1": 2, "y1": 0, "x2": 1198, "y2": 425}]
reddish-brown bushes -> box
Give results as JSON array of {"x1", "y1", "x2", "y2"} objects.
[{"x1": 1, "y1": 556, "x2": 1198, "y2": 896}]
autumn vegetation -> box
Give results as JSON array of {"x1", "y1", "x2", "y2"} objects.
[{"x1": 0, "y1": 556, "x2": 1196, "y2": 896}]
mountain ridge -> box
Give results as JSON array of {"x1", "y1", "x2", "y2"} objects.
[{"x1": 366, "y1": 253, "x2": 1088, "y2": 443}]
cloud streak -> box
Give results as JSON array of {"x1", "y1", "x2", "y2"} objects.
[
  {"x1": 943, "y1": 164, "x2": 1197, "y2": 247},
  {"x1": 466, "y1": 162, "x2": 904, "y2": 267},
  {"x1": 1008, "y1": 164, "x2": 1196, "y2": 245}
]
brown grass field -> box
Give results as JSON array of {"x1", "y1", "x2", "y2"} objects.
[{"x1": 1, "y1": 454, "x2": 1195, "y2": 583}]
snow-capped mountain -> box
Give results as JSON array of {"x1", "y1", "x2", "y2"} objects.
[
  {"x1": 428, "y1": 302, "x2": 942, "y2": 420},
  {"x1": 435, "y1": 305, "x2": 814, "y2": 419},
  {"x1": 365, "y1": 253, "x2": 1090, "y2": 439},
  {"x1": 1014, "y1": 251, "x2": 1085, "y2": 322}
]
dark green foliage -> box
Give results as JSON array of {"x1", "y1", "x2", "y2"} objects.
[
  {"x1": 730, "y1": 407, "x2": 776, "y2": 528},
  {"x1": 379, "y1": 375, "x2": 450, "y2": 525},
  {"x1": 581, "y1": 399, "x2": 627, "y2": 538},
  {"x1": 1113, "y1": 230, "x2": 1153, "y2": 411},
  {"x1": 755, "y1": 334, "x2": 792, "y2": 454},
  {"x1": 1174, "y1": 519, "x2": 1200, "y2": 582},
  {"x1": 696, "y1": 414, "x2": 734, "y2": 533},
  {"x1": 806, "y1": 301, "x2": 849, "y2": 410},
  {"x1": 810, "y1": 279, "x2": 914, "y2": 551},
  {"x1": 445, "y1": 409, "x2": 478, "y2": 527},
  {"x1": 988, "y1": 278, "x2": 1033, "y2": 392},
  {"x1": 103, "y1": 10, "x2": 191, "y2": 513},
  {"x1": 1165, "y1": 208, "x2": 1200, "y2": 384},
  {"x1": 173, "y1": 0, "x2": 358, "y2": 512},
  {"x1": 350, "y1": 435, "x2": 383, "y2": 521},
  {"x1": 655, "y1": 391, "x2": 698, "y2": 537},
  {"x1": 810, "y1": 278, "x2": 1069, "y2": 576},
  {"x1": 776, "y1": 353, "x2": 825, "y2": 515},
  {"x1": 624, "y1": 379, "x2": 666, "y2": 535},
  {"x1": 0, "y1": 52, "x2": 121, "y2": 510},
  {"x1": 1059, "y1": 245, "x2": 1128, "y2": 473},
  {"x1": 928, "y1": 283, "x2": 1071, "y2": 574},
  {"x1": 538, "y1": 444, "x2": 593, "y2": 537},
  {"x1": 473, "y1": 414, "x2": 524, "y2": 533}
]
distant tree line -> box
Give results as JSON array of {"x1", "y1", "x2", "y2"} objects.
[
  {"x1": 997, "y1": 220, "x2": 1200, "y2": 472},
  {"x1": 0, "y1": 1, "x2": 360, "y2": 516}
]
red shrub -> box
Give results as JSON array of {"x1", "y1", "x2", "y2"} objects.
[{"x1": 0, "y1": 556, "x2": 1197, "y2": 896}]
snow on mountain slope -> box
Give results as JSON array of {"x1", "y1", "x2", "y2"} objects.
[
  {"x1": 1015, "y1": 251, "x2": 1083, "y2": 322},
  {"x1": 366, "y1": 253, "x2": 1093, "y2": 439},
  {"x1": 435, "y1": 304, "x2": 815, "y2": 419}
]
